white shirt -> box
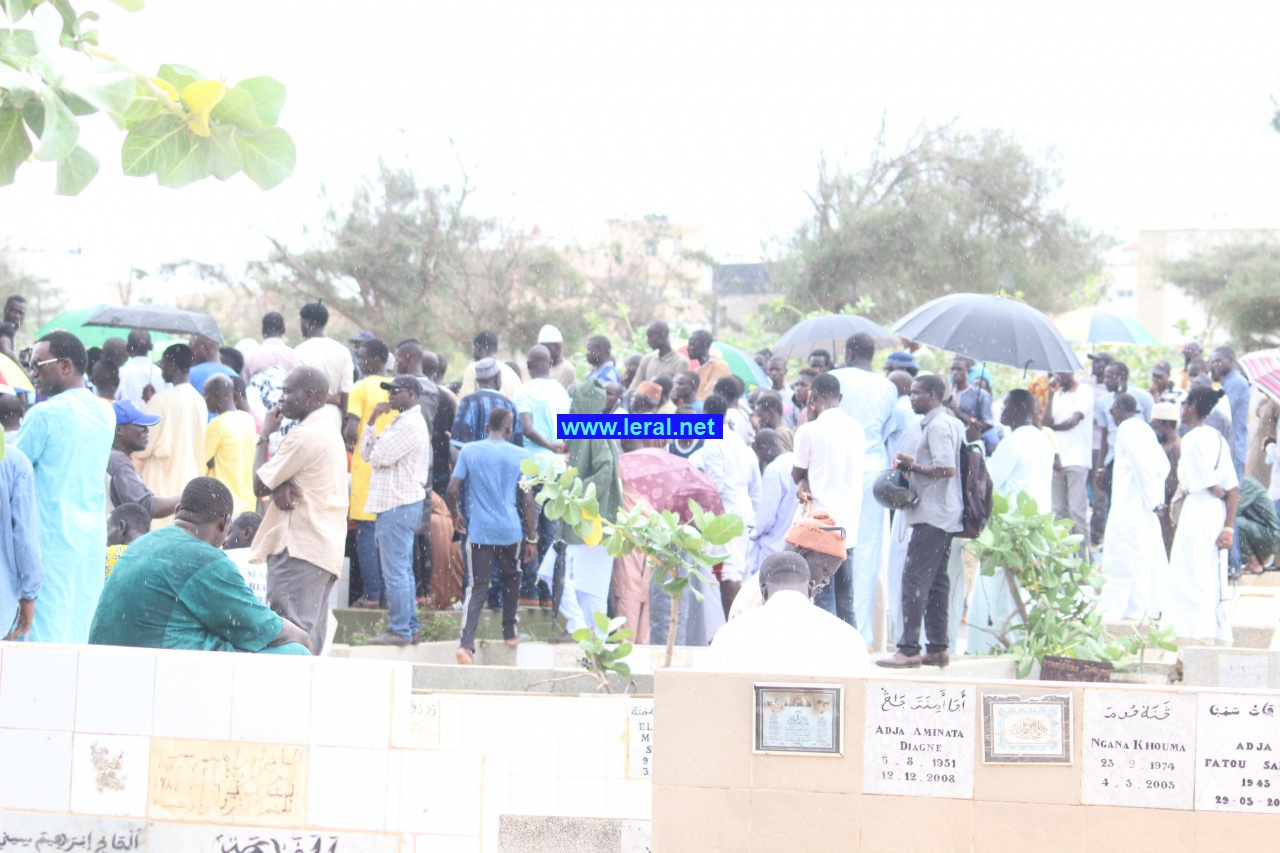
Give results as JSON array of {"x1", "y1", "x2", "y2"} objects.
[
  {"x1": 1051, "y1": 383, "x2": 1093, "y2": 469},
  {"x1": 116, "y1": 355, "x2": 168, "y2": 407},
  {"x1": 692, "y1": 434, "x2": 761, "y2": 528},
  {"x1": 293, "y1": 336, "x2": 355, "y2": 397},
  {"x1": 706, "y1": 589, "x2": 870, "y2": 677},
  {"x1": 987, "y1": 424, "x2": 1055, "y2": 513},
  {"x1": 792, "y1": 407, "x2": 865, "y2": 540}
]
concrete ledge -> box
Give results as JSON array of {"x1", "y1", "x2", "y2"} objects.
[
  {"x1": 410, "y1": 662, "x2": 653, "y2": 694},
  {"x1": 498, "y1": 816, "x2": 651, "y2": 852},
  {"x1": 1180, "y1": 645, "x2": 1279, "y2": 688}
]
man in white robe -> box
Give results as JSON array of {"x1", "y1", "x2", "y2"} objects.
[
  {"x1": 965, "y1": 390, "x2": 1056, "y2": 653},
  {"x1": 135, "y1": 343, "x2": 208, "y2": 527},
  {"x1": 1100, "y1": 393, "x2": 1171, "y2": 620}
]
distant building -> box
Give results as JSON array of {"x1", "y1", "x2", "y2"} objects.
[
  {"x1": 1094, "y1": 229, "x2": 1280, "y2": 343},
  {"x1": 712, "y1": 263, "x2": 776, "y2": 333}
]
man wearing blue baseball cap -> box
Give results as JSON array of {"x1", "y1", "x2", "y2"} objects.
[{"x1": 107, "y1": 401, "x2": 180, "y2": 521}]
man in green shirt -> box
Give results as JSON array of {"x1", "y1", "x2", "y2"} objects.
[{"x1": 89, "y1": 477, "x2": 312, "y2": 654}]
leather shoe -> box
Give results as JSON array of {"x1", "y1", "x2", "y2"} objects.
[
  {"x1": 876, "y1": 652, "x2": 923, "y2": 669},
  {"x1": 518, "y1": 598, "x2": 541, "y2": 607},
  {"x1": 455, "y1": 647, "x2": 474, "y2": 665},
  {"x1": 921, "y1": 651, "x2": 950, "y2": 667},
  {"x1": 366, "y1": 631, "x2": 411, "y2": 646}
]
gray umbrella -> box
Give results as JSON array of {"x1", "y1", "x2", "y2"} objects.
[
  {"x1": 84, "y1": 305, "x2": 224, "y2": 343},
  {"x1": 890, "y1": 293, "x2": 1081, "y2": 373},
  {"x1": 771, "y1": 313, "x2": 898, "y2": 359}
]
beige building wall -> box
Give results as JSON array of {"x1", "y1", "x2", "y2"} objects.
[{"x1": 1097, "y1": 228, "x2": 1280, "y2": 344}]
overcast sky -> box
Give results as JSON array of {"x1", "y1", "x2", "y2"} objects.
[{"x1": 6, "y1": 1, "x2": 1280, "y2": 305}]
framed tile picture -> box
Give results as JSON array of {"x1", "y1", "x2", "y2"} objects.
[
  {"x1": 982, "y1": 693, "x2": 1073, "y2": 764},
  {"x1": 753, "y1": 683, "x2": 844, "y2": 756}
]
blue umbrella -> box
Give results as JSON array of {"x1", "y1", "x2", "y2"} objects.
[{"x1": 1053, "y1": 307, "x2": 1161, "y2": 346}]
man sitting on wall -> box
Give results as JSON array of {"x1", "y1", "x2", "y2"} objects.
[
  {"x1": 706, "y1": 551, "x2": 870, "y2": 677},
  {"x1": 89, "y1": 478, "x2": 313, "y2": 654}
]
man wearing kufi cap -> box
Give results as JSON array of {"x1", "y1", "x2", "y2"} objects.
[
  {"x1": 538, "y1": 325, "x2": 577, "y2": 388},
  {"x1": 450, "y1": 357, "x2": 524, "y2": 447}
]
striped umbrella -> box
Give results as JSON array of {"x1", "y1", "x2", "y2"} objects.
[
  {"x1": 1052, "y1": 307, "x2": 1160, "y2": 346},
  {"x1": 0, "y1": 354, "x2": 33, "y2": 393},
  {"x1": 1241, "y1": 349, "x2": 1280, "y2": 404}
]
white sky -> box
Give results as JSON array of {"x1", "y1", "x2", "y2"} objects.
[{"x1": 5, "y1": 0, "x2": 1280, "y2": 306}]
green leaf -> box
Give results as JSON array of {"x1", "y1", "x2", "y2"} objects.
[
  {"x1": 156, "y1": 63, "x2": 199, "y2": 92},
  {"x1": 592, "y1": 609, "x2": 611, "y2": 632},
  {"x1": 120, "y1": 123, "x2": 186, "y2": 176},
  {"x1": 0, "y1": 104, "x2": 29, "y2": 184},
  {"x1": 698, "y1": 513, "x2": 744, "y2": 546},
  {"x1": 0, "y1": 0, "x2": 31, "y2": 23},
  {"x1": 519, "y1": 458, "x2": 540, "y2": 477},
  {"x1": 607, "y1": 616, "x2": 626, "y2": 635},
  {"x1": 198, "y1": 124, "x2": 240, "y2": 180},
  {"x1": 613, "y1": 642, "x2": 633, "y2": 659},
  {"x1": 54, "y1": 143, "x2": 96, "y2": 194},
  {"x1": 24, "y1": 86, "x2": 77, "y2": 161},
  {"x1": 235, "y1": 124, "x2": 294, "y2": 188},
  {"x1": 156, "y1": 133, "x2": 207, "y2": 187},
  {"x1": 209, "y1": 88, "x2": 262, "y2": 130},
  {"x1": 0, "y1": 29, "x2": 37, "y2": 65},
  {"x1": 543, "y1": 500, "x2": 563, "y2": 521},
  {"x1": 108, "y1": 0, "x2": 145, "y2": 9},
  {"x1": 235, "y1": 75, "x2": 285, "y2": 124},
  {"x1": 60, "y1": 59, "x2": 134, "y2": 116},
  {"x1": 571, "y1": 627, "x2": 590, "y2": 642},
  {"x1": 612, "y1": 662, "x2": 631, "y2": 676}
]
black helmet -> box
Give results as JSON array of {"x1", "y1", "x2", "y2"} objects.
[{"x1": 872, "y1": 467, "x2": 919, "y2": 510}]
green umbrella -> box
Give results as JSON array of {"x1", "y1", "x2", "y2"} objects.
[{"x1": 36, "y1": 305, "x2": 172, "y2": 349}]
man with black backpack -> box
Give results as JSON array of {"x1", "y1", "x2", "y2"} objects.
[{"x1": 878, "y1": 374, "x2": 966, "y2": 669}]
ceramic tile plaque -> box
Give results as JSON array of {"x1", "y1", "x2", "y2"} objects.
[
  {"x1": 753, "y1": 683, "x2": 843, "y2": 756},
  {"x1": 982, "y1": 692, "x2": 1072, "y2": 764},
  {"x1": 0, "y1": 811, "x2": 143, "y2": 851},
  {"x1": 627, "y1": 698, "x2": 654, "y2": 779},
  {"x1": 1080, "y1": 691, "x2": 1195, "y2": 809},
  {"x1": 1194, "y1": 692, "x2": 1280, "y2": 813},
  {"x1": 148, "y1": 738, "x2": 308, "y2": 826},
  {"x1": 862, "y1": 681, "x2": 974, "y2": 799}
]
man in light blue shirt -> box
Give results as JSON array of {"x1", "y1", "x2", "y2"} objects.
[
  {"x1": 514, "y1": 345, "x2": 571, "y2": 605},
  {"x1": 825, "y1": 332, "x2": 904, "y2": 642},
  {"x1": 0, "y1": 440, "x2": 41, "y2": 641},
  {"x1": 746, "y1": 430, "x2": 797, "y2": 579},
  {"x1": 1210, "y1": 347, "x2": 1250, "y2": 479}
]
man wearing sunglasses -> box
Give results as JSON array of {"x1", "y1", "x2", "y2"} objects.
[{"x1": 15, "y1": 330, "x2": 115, "y2": 643}]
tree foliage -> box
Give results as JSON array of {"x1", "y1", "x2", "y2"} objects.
[
  {"x1": 222, "y1": 164, "x2": 588, "y2": 352},
  {"x1": 770, "y1": 121, "x2": 1111, "y2": 326},
  {"x1": 0, "y1": 245, "x2": 65, "y2": 327},
  {"x1": 1160, "y1": 240, "x2": 1280, "y2": 350},
  {"x1": 1, "y1": 1, "x2": 293, "y2": 194}
]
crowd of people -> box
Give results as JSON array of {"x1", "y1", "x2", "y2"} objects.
[{"x1": 0, "y1": 293, "x2": 1273, "y2": 671}]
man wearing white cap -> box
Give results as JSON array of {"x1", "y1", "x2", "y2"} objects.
[{"x1": 538, "y1": 325, "x2": 576, "y2": 388}]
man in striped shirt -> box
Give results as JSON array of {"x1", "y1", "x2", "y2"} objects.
[{"x1": 361, "y1": 375, "x2": 432, "y2": 646}]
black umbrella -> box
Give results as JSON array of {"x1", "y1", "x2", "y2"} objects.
[
  {"x1": 771, "y1": 313, "x2": 898, "y2": 359},
  {"x1": 84, "y1": 305, "x2": 224, "y2": 343},
  {"x1": 891, "y1": 293, "x2": 1081, "y2": 373}
]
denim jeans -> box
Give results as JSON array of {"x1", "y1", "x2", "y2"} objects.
[
  {"x1": 376, "y1": 501, "x2": 423, "y2": 641},
  {"x1": 813, "y1": 548, "x2": 854, "y2": 624},
  {"x1": 519, "y1": 486, "x2": 555, "y2": 601},
  {"x1": 355, "y1": 519, "x2": 382, "y2": 604}
]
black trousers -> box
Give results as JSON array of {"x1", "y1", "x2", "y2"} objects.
[
  {"x1": 460, "y1": 543, "x2": 520, "y2": 650},
  {"x1": 897, "y1": 523, "x2": 955, "y2": 656}
]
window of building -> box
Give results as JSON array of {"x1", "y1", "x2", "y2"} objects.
[{"x1": 1116, "y1": 289, "x2": 1134, "y2": 298}]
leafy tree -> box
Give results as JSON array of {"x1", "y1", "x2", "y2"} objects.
[
  {"x1": 1, "y1": 1, "x2": 293, "y2": 194},
  {"x1": 1161, "y1": 240, "x2": 1280, "y2": 350},
  {"x1": 176, "y1": 164, "x2": 589, "y2": 353},
  {"x1": 770, "y1": 121, "x2": 1111, "y2": 326},
  {"x1": 0, "y1": 245, "x2": 65, "y2": 327}
]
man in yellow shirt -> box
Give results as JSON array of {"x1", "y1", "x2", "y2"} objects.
[
  {"x1": 342, "y1": 339, "x2": 394, "y2": 607},
  {"x1": 203, "y1": 375, "x2": 258, "y2": 514}
]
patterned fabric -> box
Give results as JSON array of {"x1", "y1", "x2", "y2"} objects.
[
  {"x1": 616, "y1": 448, "x2": 723, "y2": 523},
  {"x1": 451, "y1": 389, "x2": 524, "y2": 447},
  {"x1": 104, "y1": 543, "x2": 127, "y2": 579},
  {"x1": 361, "y1": 405, "x2": 431, "y2": 514}
]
